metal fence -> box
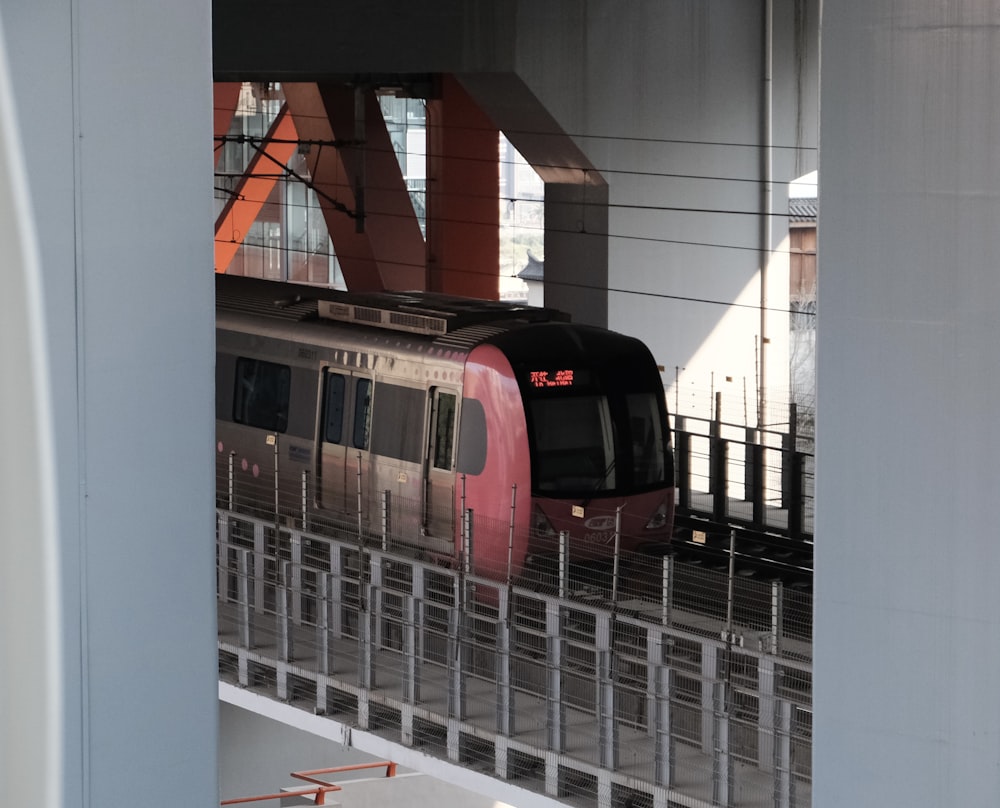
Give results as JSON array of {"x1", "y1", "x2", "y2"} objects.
[
  {"x1": 217, "y1": 508, "x2": 812, "y2": 808},
  {"x1": 674, "y1": 406, "x2": 815, "y2": 542}
]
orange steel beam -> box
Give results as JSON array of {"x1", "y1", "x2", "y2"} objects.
[
  {"x1": 214, "y1": 105, "x2": 298, "y2": 273},
  {"x1": 283, "y1": 82, "x2": 426, "y2": 292},
  {"x1": 425, "y1": 75, "x2": 500, "y2": 299},
  {"x1": 214, "y1": 82, "x2": 242, "y2": 165}
]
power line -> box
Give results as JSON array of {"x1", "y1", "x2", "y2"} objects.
[{"x1": 215, "y1": 237, "x2": 816, "y2": 319}]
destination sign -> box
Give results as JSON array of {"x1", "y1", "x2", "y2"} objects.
[{"x1": 528, "y1": 369, "x2": 576, "y2": 388}]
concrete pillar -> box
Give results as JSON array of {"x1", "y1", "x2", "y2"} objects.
[
  {"x1": 3, "y1": 2, "x2": 217, "y2": 807},
  {"x1": 817, "y1": 4, "x2": 1000, "y2": 806}
]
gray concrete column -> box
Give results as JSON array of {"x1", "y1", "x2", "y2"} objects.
[{"x1": 817, "y1": 5, "x2": 1000, "y2": 806}]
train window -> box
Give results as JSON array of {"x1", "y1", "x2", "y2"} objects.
[
  {"x1": 370, "y1": 383, "x2": 424, "y2": 463},
  {"x1": 432, "y1": 390, "x2": 457, "y2": 471},
  {"x1": 456, "y1": 398, "x2": 487, "y2": 475},
  {"x1": 322, "y1": 371, "x2": 346, "y2": 444},
  {"x1": 626, "y1": 392, "x2": 667, "y2": 485},
  {"x1": 530, "y1": 395, "x2": 616, "y2": 492},
  {"x1": 233, "y1": 357, "x2": 291, "y2": 432},
  {"x1": 352, "y1": 378, "x2": 372, "y2": 449}
]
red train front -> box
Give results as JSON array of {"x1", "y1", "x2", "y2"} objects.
[{"x1": 458, "y1": 323, "x2": 675, "y2": 581}]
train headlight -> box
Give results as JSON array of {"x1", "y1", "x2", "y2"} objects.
[{"x1": 645, "y1": 499, "x2": 670, "y2": 530}]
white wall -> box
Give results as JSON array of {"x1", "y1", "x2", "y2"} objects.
[
  {"x1": 220, "y1": 701, "x2": 520, "y2": 808},
  {"x1": 221, "y1": 686, "x2": 562, "y2": 808},
  {"x1": 511, "y1": 0, "x2": 820, "y2": 424},
  {"x1": 815, "y1": 4, "x2": 1000, "y2": 805},
  {"x1": 2, "y1": 2, "x2": 217, "y2": 807}
]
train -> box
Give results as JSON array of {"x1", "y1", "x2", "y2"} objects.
[{"x1": 216, "y1": 274, "x2": 675, "y2": 582}]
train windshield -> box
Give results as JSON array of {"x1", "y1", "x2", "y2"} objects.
[
  {"x1": 527, "y1": 386, "x2": 668, "y2": 496},
  {"x1": 531, "y1": 395, "x2": 617, "y2": 492},
  {"x1": 500, "y1": 323, "x2": 671, "y2": 498}
]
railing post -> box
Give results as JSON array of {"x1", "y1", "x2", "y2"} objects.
[
  {"x1": 496, "y1": 587, "x2": 514, "y2": 737},
  {"x1": 216, "y1": 512, "x2": 227, "y2": 599},
  {"x1": 661, "y1": 555, "x2": 673, "y2": 627},
  {"x1": 750, "y1": 430, "x2": 765, "y2": 526},
  {"x1": 358, "y1": 583, "x2": 375, "y2": 691},
  {"x1": 328, "y1": 552, "x2": 344, "y2": 639},
  {"x1": 404, "y1": 595, "x2": 421, "y2": 704},
  {"x1": 774, "y1": 699, "x2": 795, "y2": 808},
  {"x1": 446, "y1": 577, "x2": 466, "y2": 763},
  {"x1": 301, "y1": 469, "x2": 309, "y2": 531},
  {"x1": 710, "y1": 393, "x2": 727, "y2": 521},
  {"x1": 596, "y1": 613, "x2": 618, "y2": 770},
  {"x1": 268, "y1": 433, "x2": 279, "y2": 521},
  {"x1": 788, "y1": 451, "x2": 804, "y2": 540},
  {"x1": 447, "y1": 582, "x2": 466, "y2": 722},
  {"x1": 771, "y1": 580, "x2": 784, "y2": 655},
  {"x1": 611, "y1": 505, "x2": 622, "y2": 603},
  {"x1": 381, "y1": 489, "x2": 390, "y2": 551},
  {"x1": 712, "y1": 680, "x2": 733, "y2": 808},
  {"x1": 558, "y1": 531, "x2": 569, "y2": 600},
  {"x1": 675, "y1": 415, "x2": 691, "y2": 511},
  {"x1": 356, "y1": 450, "x2": 363, "y2": 538},
  {"x1": 316, "y1": 573, "x2": 330, "y2": 677},
  {"x1": 506, "y1": 483, "x2": 517, "y2": 586},
  {"x1": 701, "y1": 644, "x2": 718, "y2": 754},
  {"x1": 545, "y1": 601, "x2": 564, "y2": 753},
  {"x1": 653, "y1": 664, "x2": 673, "y2": 788},
  {"x1": 463, "y1": 509, "x2": 473, "y2": 576},
  {"x1": 278, "y1": 559, "x2": 293, "y2": 664},
  {"x1": 290, "y1": 534, "x2": 302, "y2": 625},
  {"x1": 368, "y1": 553, "x2": 383, "y2": 648},
  {"x1": 253, "y1": 520, "x2": 266, "y2": 616},
  {"x1": 758, "y1": 654, "x2": 778, "y2": 773},
  {"x1": 237, "y1": 548, "x2": 255, "y2": 652},
  {"x1": 781, "y1": 403, "x2": 798, "y2": 509}
]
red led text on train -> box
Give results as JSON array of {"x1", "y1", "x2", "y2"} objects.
[{"x1": 529, "y1": 369, "x2": 575, "y2": 388}]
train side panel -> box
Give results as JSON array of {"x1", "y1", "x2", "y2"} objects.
[
  {"x1": 216, "y1": 326, "x2": 320, "y2": 520},
  {"x1": 458, "y1": 344, "x2": 532, "y2": 580}
]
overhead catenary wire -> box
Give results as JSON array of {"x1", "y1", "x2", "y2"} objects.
[{"x1": 213, "y1": 96, "x2": 817, "y2": 318}]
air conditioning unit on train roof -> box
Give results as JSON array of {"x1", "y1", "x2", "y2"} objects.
[
  {"x1": 317, "y1": 299, "x2": 449, "y2": 336},
  {"x1": 316, "y1": 292, "x2": 568, "y2": 337}
]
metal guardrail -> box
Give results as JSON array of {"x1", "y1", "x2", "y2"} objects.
[
  {"x1": 674, "y1": 410, "x2": 815, "y2": 543},
  {"x1": 217, "y1": 509, "x2": 812, "y2": 808}
]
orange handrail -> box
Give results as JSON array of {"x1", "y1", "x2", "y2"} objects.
[
  {"x1": 221, "y1": 785, "x2": 338, "y2": 806},
  {"x1": 221, "y1": 760, "x2": 397, "y2": 807},
  {"x1": 292, "y1": 760, "x2": 398, "y2": 786}
]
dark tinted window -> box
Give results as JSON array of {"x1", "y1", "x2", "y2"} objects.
[
  {"x1": 233, "y1": 357, "x2": 290, "y2": 432},
  {"x1": 432, "y1": 391, "x2": 457, "y2": 471},
  {"x1": 626, "y1": 392, "x2": 667, "y2": 485},
  {"x1": 352, "y1": 378, "x2": 372, "y2": 449},
  {"x1": 323, "y1": 371, "x2": 346, "y2": 444},
  {"x1": 456, "y1": 398, "x2": 487, "y2": 475},
  {"x1": 530, "y1": 395, "x2": 616, "y2": 492},
  {"x1": 370, "y1": 383, "x2": 424, "y2": 462}
]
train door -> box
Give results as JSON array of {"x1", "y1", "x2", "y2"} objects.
[
  {"x1": 317, "y1": 369, "x2": 372, "y2": 522},
  {"x1": 423, "y1": 388, "x2": 458, "y2": 546}
]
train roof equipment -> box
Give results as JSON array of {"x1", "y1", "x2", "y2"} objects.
[{"x1": 216, "y1": 274, "x2": 570, "y2": 337}]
